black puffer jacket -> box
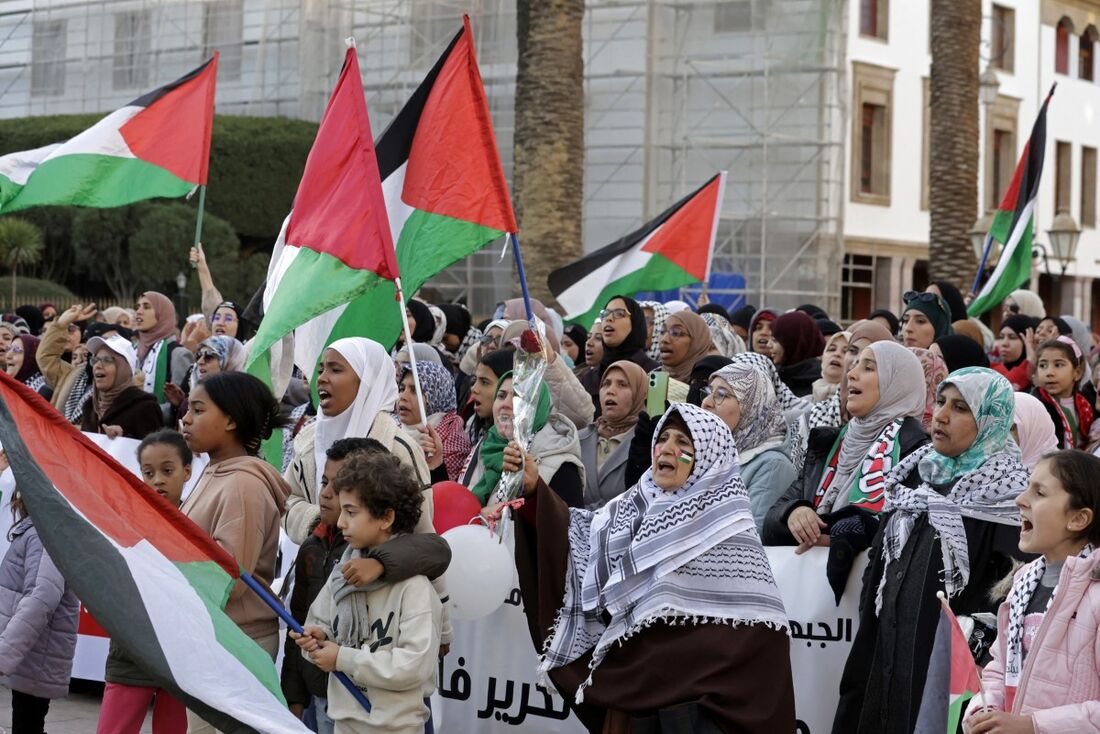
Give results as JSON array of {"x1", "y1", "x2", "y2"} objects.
[
  {"x1": 777, "y1": 357, "x2": 822, "y2": 398},
  {"x1": 761, "y1": 416, "x2": 928, "y2": 545}
]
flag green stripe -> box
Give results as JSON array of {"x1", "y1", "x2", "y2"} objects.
[
  {"x1": 947, "y1": 691, "x2": 974, "y2": 733},
  {"x1": 249, "y1": 247, "x2": 388, "y2": 365},
  {"x1": 565, "y1": 254, "x2": 698, "y2": 329},
  {"x1": 324, "y1": 207, "x2": 504, "y2": 351},
  {"x1": 967, "y1": 216, "x2": 1033, "y2": 317},
  {"x1": 0, "y1": 153, "x2": 194, "y2": 213},
  {"x1": 176, "y1": 561, "x2": 286, "y2": 703}
]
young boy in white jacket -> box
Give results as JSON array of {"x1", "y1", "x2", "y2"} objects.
[{"x1": 292, "y1": 451, "x2": 443, "y2": 734}]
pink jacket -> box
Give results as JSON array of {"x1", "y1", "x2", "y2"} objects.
[{"x1": 964, "y1": 552, "x2": 1100, "y2": 734}]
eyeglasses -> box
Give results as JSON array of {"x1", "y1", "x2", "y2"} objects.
[
  {"x1": 1006, "y1": 303, "x2": 1020, "y2": 314},
  {"x1": 598, "y1": 308, "x2": 629, "y2": 322},
  {"x1": 6, "y1": 347, "x2": 23, "y2": 356},
  {"x1": 212, "y1": 313, "x2": 236, "y2": 323},
  {"x1": 90, "y1": 355, "x2": 115, "y2": 366},
  {"x1": 666, "y1": 326, "x2": 690, "y2": 339},
  {"x1": 479, "y1": 335, "x2": 501, "y2": 347},
  {"x1": 196, "y1": 350, "x2": 219, "y2": 363},
  {"x1": 701, "y1": 385, "x2": 734, "y2": 406}
]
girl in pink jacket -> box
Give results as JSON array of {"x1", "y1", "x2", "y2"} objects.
[{"x1": 965, "y1": 449, "x2": 1100, "y2": 734}]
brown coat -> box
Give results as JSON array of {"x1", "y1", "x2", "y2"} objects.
[
  {"x1": 181, "y1": 456, "x2": 290, "y2": 640},
  {"x1": 515, "y1": 479, "x2": 795, "y2": 734}
]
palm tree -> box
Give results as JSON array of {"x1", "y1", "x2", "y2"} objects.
[
  {"x1": 929, "y1": 0, "x2": 981, "y2": 287},
  {"x1": 0, "y1": 217, "x2": 44, "y2": 307},
  {"x1": 512, "y1": 0, "x2": 585, "y2": 305}
]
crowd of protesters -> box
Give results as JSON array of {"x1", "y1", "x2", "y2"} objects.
[{"x1": 2, "y1": 253, "x2": 1100, "y2": 734}]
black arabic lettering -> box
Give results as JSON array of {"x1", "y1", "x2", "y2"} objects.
[{"x1": 438, "y1": 656, "x2": 471, "y2": 701}]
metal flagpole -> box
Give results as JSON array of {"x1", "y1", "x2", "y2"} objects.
[{"x1": 240, "y1": 572, "x2": 371, "y2": 712}]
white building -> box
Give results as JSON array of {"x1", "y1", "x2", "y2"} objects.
[{"x1": 844, "y1": 0, "x2": 1099, "y2": 325}]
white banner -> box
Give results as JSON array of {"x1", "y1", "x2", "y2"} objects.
[
  {"x1": 432, "y1": 585, "x2": 587, "y2": 733},
  {"x1": 766, "y1": 545, "x2": 868, "y2": 734}
]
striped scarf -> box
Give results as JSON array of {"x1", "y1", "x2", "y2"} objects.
[{"x1": 539, "y1": 404, "x2": 788, "y2": 701}]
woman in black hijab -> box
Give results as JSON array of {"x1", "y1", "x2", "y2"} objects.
[
  {"x1": 927, "y1": 280, "x2": 968, "y2": 323},
  {"x1": 580, "y1": 295, "x2": 657, "y2": 408},
  {"x1": 931, "y1": 334, "x2": 989, "y2": 373},
  {"x1": 404, "y1": 299, "x2": 436, "y2": 344}
]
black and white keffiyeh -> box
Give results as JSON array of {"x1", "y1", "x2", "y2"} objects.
[
  {"x1": 876, "y1": 444, "x2": 1028, "y2": 613},
  {"x1": 63, "y1": 369, "x2": 92, "y2": 424},
  {"x1": 538, "y1": 403, "x2": 788, "y2": 701},
  {"x1": 1003, "y1": 545, "x2": 1092, "y2": 689}
]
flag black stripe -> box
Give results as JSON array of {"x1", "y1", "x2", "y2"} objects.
[{"x1": 127, "y1": 56, "x2": 216, "y2": 109}]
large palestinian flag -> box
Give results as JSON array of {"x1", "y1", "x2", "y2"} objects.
[
  {"x1": 913, "y1": 597, "x2": 982, "y2": 734},
  {"x1": 249, "y1": 18, "x2": 515, "y2": 391},
  {"x1": 0, "y1": 373, "x2": 309, "y2": 734},
  {"x1": 548, "y1": 172, "x2": 726, "y2": 328},
  {"x1": 0, "y1": 56, "x2": 217, "y2": 213},
  {"x1": 968, "y1": 86, "x2": 1054, "y2": 317}
]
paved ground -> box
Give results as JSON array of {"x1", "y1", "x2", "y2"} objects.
[{"x1": 0, "y1": 682, "x2": 153, "y2": 734}]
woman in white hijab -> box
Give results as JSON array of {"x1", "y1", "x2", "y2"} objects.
[
  {"x1": 283, "y1": 337, "x2": 430, "y2": 544},
  {"x1": 1011, "y1": 391, "x2": 1059, "y2": 469}
]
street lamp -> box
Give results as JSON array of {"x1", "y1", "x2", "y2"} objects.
[
  {"x1": 1046, "y1": 209, "x2": 1082, "y2": 276},
  {"x1": 979, "y1": 63, "x2": 1000, "y2": 107}
]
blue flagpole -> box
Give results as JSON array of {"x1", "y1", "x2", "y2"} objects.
[
  {"x1": 241, "y1": 572, "x2": 372, "y2": 713},
  {"x1": 509, "y1": 233, "x2": 535, "y2": 323},
  {"x1": 970, "y1": 230, "x2": 996, "y2": 296}
]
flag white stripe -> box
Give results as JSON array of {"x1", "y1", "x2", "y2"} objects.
[
  {"x1": 554, "y1": 245, "x2": 656, "y2": 320},
  {"x1": 973, "y1": 198, "x2": 1035, "y2": 304},
  {"x1": 0, "y1": 107, "x2": 141, "y2": 185}
]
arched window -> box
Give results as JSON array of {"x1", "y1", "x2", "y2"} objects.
[
  {"x1": 1081, "y1": 25, "x2": 1098, "y2": 81},
  {"x1": 1057, "y1": 17, "x2": 1074, "y2": 75}
]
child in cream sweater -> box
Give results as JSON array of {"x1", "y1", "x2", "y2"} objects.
[{"x1": 292, "y1": 451, "x2": 442, "y2": 734}]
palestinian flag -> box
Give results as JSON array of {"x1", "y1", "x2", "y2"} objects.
[
  {"x1": 0, "y1": 56, "x2": 217, "y2": 213},
  {"x1": 249, "y1": 18, "x2": 515, "y2": 391},
  {"x1": 548, "y1": 172, "x2": 726, "y2": 328},
  {"x1": 968, "y1": 85, "x2": 1055, "y2": 317},
  {"x1": 0, "y1": 373, "x2": 308, "y2": 733},
  {"x1": 246, "y1": 44, "x2": 395, "y2": 390},
  {"x1": 913, "y1": 597, "x2": 982, "y2": 734}
]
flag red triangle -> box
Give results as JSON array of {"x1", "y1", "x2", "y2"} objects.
[
  {"x1": 401, "y1": 17, "x2": 517, "y2": 234},
  {"x1": 640, "y1": 174, "x2": 723, "y2": 281},
  {"x1": 946, "y1": 602, "x2": 981, "y2": 696},
  {"x1": 120, "y1": 55, "x2": 218, "y2": 185},
  {"x1": 285, "y1": 48, "x2": 398, "y2": 279}
]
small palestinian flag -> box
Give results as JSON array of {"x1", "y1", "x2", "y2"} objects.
[
  {"x1": 968, "y1": 85, "x2": 1055, "y2": 318},
  {"x1": 913, "y1": 596, "x2": 982, "y2": 734},
  {"x1": 0, "y1": 56, "x2": 217, "y2": 213},
  {"x1": 249, "y1": 18, "x2": 515, "y2": 391},
  {"x1": 0, "y1": 372, "x2": 309, "y2": 733},
  {"x1": 548, "y1": 172, "x2": 726, "y2": 328}
]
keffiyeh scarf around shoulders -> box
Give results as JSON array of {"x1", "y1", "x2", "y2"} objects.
[
  {"x1": 539, "y1": 403, "x2": 788, "y2": 701},
  {"x1": 876, "y1": 443, "x2": 1027, "y2": 613}
]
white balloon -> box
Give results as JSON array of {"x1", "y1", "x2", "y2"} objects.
[{"x1": 441, "y1": 524, "x2": 515, "y2": 620}]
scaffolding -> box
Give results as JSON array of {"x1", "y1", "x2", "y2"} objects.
[{"x1": 0, "y1": 0, "x2": 847, "y2": 316}]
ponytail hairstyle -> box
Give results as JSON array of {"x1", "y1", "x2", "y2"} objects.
[
  {"x1": 197, "y1": 372, "x2": 290, "y2": 457},
  {"x1": 1042, "y1": 449, "x2": 1100, "y2": 545}
]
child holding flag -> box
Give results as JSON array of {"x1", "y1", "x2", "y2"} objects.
[
  {"x1": 292, "y1": 451, "x2": 442, "y2": 734},
  {"x1": 964, "y1": 450, "x2": 1100, "y2": 733}
]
